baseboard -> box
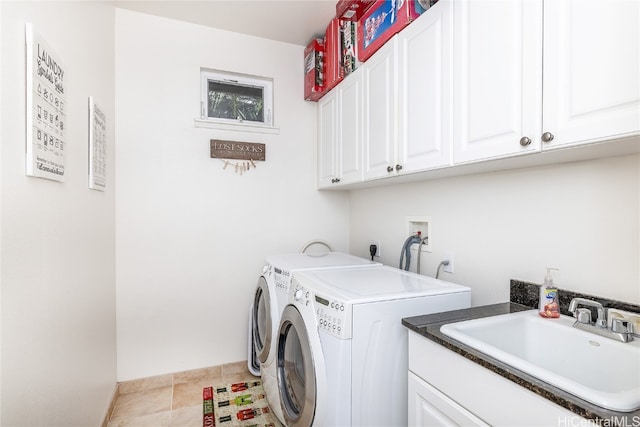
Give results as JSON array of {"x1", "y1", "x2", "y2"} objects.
[{"x1": 101, "y1": 383, "x2": 120, "y2": 427}]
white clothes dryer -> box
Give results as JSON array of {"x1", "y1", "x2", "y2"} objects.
[
  {"x1": 276, "y1": 265, "x2": 471, "y2": 427},
  {"x1": 251, "y1": 252, "x2": 378, "y2": 424}
]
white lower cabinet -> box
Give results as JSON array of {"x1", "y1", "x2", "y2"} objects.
[
  {"x1": 408, "y1": 371, "x2": 488, "y2": 426},
  {"x1": 408, "y1": 331, "x2": 587, "y2": 427}
]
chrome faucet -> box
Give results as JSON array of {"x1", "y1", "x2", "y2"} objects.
[
  {"x1": 568, "y1": 297, "x2": 607, "y2": 328},
  {"x1": 568, "y1": 297, "x2": 635, "y2": 343}
]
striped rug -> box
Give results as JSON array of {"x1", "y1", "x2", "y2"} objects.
[{"x1": 203, "y1": 380, "x2": 283, "y2": 427}]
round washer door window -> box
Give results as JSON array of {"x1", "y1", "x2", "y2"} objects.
[
  {"x1": 253, "y1": 276, "x2": 272, "y2": 363},
  {"x1": 277, "y1": 305, "x2": 316, "y2": 427}
]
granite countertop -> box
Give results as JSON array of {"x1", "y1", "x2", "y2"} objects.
[{"x1": 402, "y1": 299, "x2": 640, "y2": 424}]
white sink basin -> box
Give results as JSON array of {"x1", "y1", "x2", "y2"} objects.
[{"x1": 440, "y1": 309, "x2": 640, "y2": 412}]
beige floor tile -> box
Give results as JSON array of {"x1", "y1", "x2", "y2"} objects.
[
  {"x1": 173, "y1": 365, "x2": 222, "y2": 386},
  {"x1": 110, "y1": 361, "x2": 259, "y2": 427},
  {"x1": 172, "y1": 380, "x2": 214, "y2": 410},
  {"x1": 119, "y1": 373, "x2": 173, "y2": 395},
  {"x1": 221, "y1": 361, "x2": 250, "y2": 377},
  {"x1": 108, "y1": 410, "x2": 171, "y2": 427},
  {"x1": 169, "y1": 405, "x2": 202, "y2": 427},
  {"x1": 110, "y1": 386, "x2": 173, "y2": 422}
]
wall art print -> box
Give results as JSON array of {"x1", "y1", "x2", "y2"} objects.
[
  {"x1": 25, "y1": 23, "x2": 67, "y2": 182},
  {"x1": 88, "y1": 96, "x2": 106, "y2": 191}
]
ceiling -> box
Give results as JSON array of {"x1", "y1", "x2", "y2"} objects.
[{"x1": 115, "y1": 0, "x2": 338, "y2": 46}]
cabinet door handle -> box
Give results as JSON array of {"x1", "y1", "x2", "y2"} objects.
[
  {"x1": 331, "y1": 178, "x2": 341, "y2": 183},
  {"x1": 386, "y1": 166, "x2": 394, "y2": 173},
  {"x1": 541, "y1": 132, "x2": 555, "y2": 143},
  {"x1": 519, "y1": 137, "x2": 532, "y2": 147},
  {"x1": 395, "y1": 164, "x2": 403, "y2": 171}
]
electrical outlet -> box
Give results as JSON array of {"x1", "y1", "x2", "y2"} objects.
[
  {"x1": 443, "y1": 252, "x2": 454, "y2": 273},
  {"x1": 369, "y1": 240, "x2": 381, "y2": 257}
]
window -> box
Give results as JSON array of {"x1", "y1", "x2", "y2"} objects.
[{"x1": 200, "y1": 69, "x2": 273, "y2": 127}]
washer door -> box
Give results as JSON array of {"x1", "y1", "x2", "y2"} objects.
[
  {"x1": 252, "y1": 276, "x2": 272, "y2": 363},
  {"x1": 277, "y1": 304, "x2": 324, "y2": 427}
]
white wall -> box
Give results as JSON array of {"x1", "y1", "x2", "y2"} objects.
[
  {"x1": 0, "y1": 0, "x2": 3, "y2": 418},
  {"x1": 1, "y1": 2, "x2": 117, "y2": 425},
  {"x1": 115, "y1": 9, "x2": 350, "y2": 381},
  {"x1": 349, "y1": 154, "x2": 640, "y2": 306}
]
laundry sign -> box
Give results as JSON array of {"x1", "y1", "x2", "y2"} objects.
[
  {"x1": 25, "y1": 23, "x2": 67, "y2": 182},
  {"x1": 210, "y1": 140, "x2": 266, "y2": 161}
]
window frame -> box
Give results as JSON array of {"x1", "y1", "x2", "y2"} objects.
[{"x1": 200, "y1": 69, "x2": 274, "y2": 128}]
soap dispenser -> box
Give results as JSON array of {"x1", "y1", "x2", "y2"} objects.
[{"x1": 539, "y1": 268, "x2": 560, "y2": 318}]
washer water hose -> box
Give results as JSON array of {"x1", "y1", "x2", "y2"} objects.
[
  {"x1": 399, "y1": 232, "x2": 422, "y2": 271},
  {"x1": 415, "y1": 236, "x2": 429, "y2": 275}
]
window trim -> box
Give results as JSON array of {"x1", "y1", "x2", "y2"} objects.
[{"x1": 200, "y1": 68, "x2": 274, "y2": 128}]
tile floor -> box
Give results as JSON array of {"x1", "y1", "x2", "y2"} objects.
[{"x1": 107, "y1": 361, "x2": 258, "y2": 427}]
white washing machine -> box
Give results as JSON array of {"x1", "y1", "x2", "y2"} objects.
[
  {"x1": 276, "y1": 265, "x2": 471, "y2": 427},
  {"x1": 251, "y1": 252, "x2": 379, "y2": 424}
]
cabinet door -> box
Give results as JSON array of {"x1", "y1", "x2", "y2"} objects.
[
  {"x1": 452, "y1": 0, "x2": 542, "y2": 164},
  {"x1": 397, "y1": 0, "x2": 453, "y2": 173},
  {"x1": 338, "y1": 70, "x2": 363, "y2": 184},
  {"x1": 408, "y1": 371, "x2": 489, "y2": 426},
  {"x1": 542, "y1": 0, "x2": 640, "y2": 149},
  {"x1": 317, "y1": 91, "x2": 338, "y2": 188},
  {"x1": 363, "y1": 40, "x2": 397, "y2": 180}
]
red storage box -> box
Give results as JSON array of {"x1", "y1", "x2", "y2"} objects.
[
  {"x1": 341, "y1": 20, "x2": 359, "y2": 76},
  {"x1": 304, "y1": 38, "x2": 325, "y2": 101},
  {"x1": 324, "y1": 18, "x2": 345, "y2": 92},
  {"x1": 337, "y1": 0, "x2": 376, "y2": 21},
  {"x1": 357, "y1": 0, "x2": 428, "y2": 62}
]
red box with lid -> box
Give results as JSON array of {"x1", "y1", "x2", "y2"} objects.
[
  {"x1": 357, "y1": 0, "x2": 428, "y2": 62},
  {"x1": 324, "y1": 17, "x2": 344, "y2": 92},
  {"x1": 341, "y1": 20, "x2": 358, "y2": 76},
  {"x1": 304, "y1": 38, "x2": 325, "y2": 101},
  {"x1": 336, "y1": 0, "x2": 376, "y2": 21}
]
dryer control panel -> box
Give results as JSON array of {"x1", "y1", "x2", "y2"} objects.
[
  {"x1": 314, "y1": 293, "x2": 351, "y2": 340},
  {"x1": 290, "y1": 282, "x2": 352, "y2": 340},
  {"x1": 264, "y1": 263, "x2": 293, "y2": 296}
]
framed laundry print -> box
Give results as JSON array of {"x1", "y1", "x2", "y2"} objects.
[
  {"x1": 25, "y1": 23, "x2": 66, "y2": 182},
  {"x1": 88, "y1": 96, "x2": 106, "y2": 191}
]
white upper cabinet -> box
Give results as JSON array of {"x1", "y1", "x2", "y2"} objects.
[
  {"x1": 363, "y1": 1, "x2": 454, "y2": 181},
  {"x1": 363, "y1": 40, "x2": 397, "y2": 180},
  {"x1": 317, "y1": 90, "x2": 338, "y2": 188},
  {"x1": 317, "y1": 69, "x2": 364, "y2": 188},
  {"x1": 317, "y1": 0, "x2": 639, "y2": 189},
  {"x1": 452, "y1": 0, "x2": 543, "y2": 164},
  {"x1": 397, "y1": 0, "x2": 453, "y2": 173},
  {"x1": 337, "y1": 69, "x2": 364, "y2": 184},
  {"x1": 542, "y1": 0, "x2": 640, "y2": 149}
]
